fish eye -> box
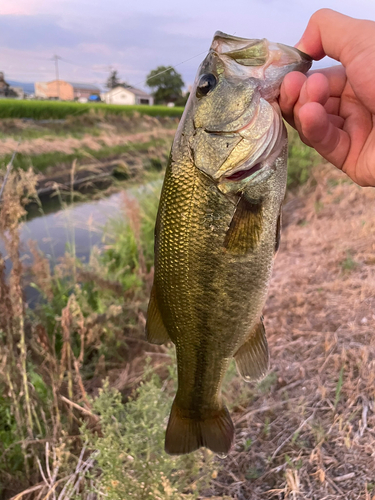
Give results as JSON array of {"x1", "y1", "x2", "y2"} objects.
[{"x1": 196, "y1": 73, "x2": 217, "y2": 97}]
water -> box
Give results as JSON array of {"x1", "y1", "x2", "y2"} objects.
[
  {"x1": 0, "y1": 178, "x2": 162, "y2": 307},
  {"x1": 23, "y1": 193, "x2": 123, "y2": 263},
  {"x1": 0, "y1": 191, "x2": 124, "y2": 307}
]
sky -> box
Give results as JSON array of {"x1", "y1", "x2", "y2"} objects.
[{"x1": 1, "y1": 0, "x2": 375, "y2": 91}]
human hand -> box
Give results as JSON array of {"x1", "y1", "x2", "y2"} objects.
[{"x1": 279, "y1": 9, "x2": 375, "y2": 187}]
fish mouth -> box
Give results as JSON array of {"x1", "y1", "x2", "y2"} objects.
[
  {"x1": 203, "y1": 110, "x2": 257, "y2": 135},
  {"x1": 224, "y1": 162, "x2": 263, "y2": 181}
]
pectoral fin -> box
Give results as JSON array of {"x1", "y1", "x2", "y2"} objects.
[
  {"x1": 234, "y1": 319, "x2": 269, "y2": 382},
  {"x1": 223, "y1": 196, "x2": 263, "y2": 255},
  {"x1": 145, "y1": 285, "x2": 170, "y2": 345}
]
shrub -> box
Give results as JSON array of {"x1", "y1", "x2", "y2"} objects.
[{"x1": 81, "y1": 359, "x2": 215, "y2": 500}]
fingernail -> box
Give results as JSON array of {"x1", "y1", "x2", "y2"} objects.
[{"x1": 294, "y1": 37, "x2": 309, "y2": 57}]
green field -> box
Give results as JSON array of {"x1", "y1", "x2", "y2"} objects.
[{"x1": 0, "y1": 99, "x2": 184, "y2": 120}]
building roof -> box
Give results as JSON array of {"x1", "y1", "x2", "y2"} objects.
[
  {"x1": 69, "y1": 82, "x2": 101, "y2": 91},
  {"x1": 109, "y1": 86, "x2": 151, "y2": 98},
  {"x1": 128, "y1": 87, "x2": 151, "y2": 98}
]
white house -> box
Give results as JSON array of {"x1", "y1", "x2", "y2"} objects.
[{"x1": 104, "y1": 86, "x2": 154, "y2": 105}]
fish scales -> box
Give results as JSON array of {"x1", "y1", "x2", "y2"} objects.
[{"x1": 146, "y1": 32, "x2": 311, "y2": 455}]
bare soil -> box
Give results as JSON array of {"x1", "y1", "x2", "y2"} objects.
[{"x1": 208, "y1": 164, "x2": 375, "y2": 499}]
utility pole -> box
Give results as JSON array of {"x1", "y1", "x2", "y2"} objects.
[
  {"x1": 53, "y1": 55, "x2": 62, "y2": 100},
  {"x1": 108, "y1": 65, "x2": 113, "y2": 104}
]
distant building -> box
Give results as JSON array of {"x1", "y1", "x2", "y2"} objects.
[
  {"x1": 0, "y1": 72, "x2": 18, "y2": 98},
  {"x1": 0, "y1": 72, "x2": 10, "y2": 97},
  {"x1": 10, "y1": 86, "x2": 25, "y2": 99},
  {"x1": 104, "y1": 86, "x2": 153, "y2": 105},
  {"x1": 71, "y1": 83, "x2": 100, "y2": 100},
  {"x1": 34, "y1": 80, "x2": 100, "y2": 101}
]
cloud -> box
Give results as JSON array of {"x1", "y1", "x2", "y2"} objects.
[
  {"x1": 2, "y1": 0, "x2": 375, "y2": 88},
  {"x1": 0, "y1": 11, "x2": 209, "y2": 88},
  {"x1": 0, "y1": 0, "x2": 42, "y2": 16},
  {"x1": 0, "y1": 15, "x2": 81, "y2": 49}
]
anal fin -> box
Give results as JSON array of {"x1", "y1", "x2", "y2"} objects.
[
  {"x1": 234, "y1": 318, "x2": 269, "y2": 382},
  {"x1": 145, "y1": 285, "x2": 170, "y2": 345}
]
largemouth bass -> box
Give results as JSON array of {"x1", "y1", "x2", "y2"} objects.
[{"x1": 146, "y1": 32, "x2": 311, "y2": 455}]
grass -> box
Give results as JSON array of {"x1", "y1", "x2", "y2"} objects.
[
  {"x1": 0, "y1": 124, "x2": 103, "y2": 141},
  {"x1": 287, "y1": 126, "x2": 322, "y2": 188},
  {"x1": 0, "y1": 112, "x2": 179, "y2": 141},
  {"x1": 340, "y1": 250, "x2": 358, "y2": 273},
  {"x1": 0, "y1": 117, "x2": 374, "y2": 499},
  {"x1": 0, "y1": 100, "x2": 184, "y2": 120}
]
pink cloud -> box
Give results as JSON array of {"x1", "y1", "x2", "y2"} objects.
[{"x1": 0, "y1": 0, "x2": 58, "y2": 16}]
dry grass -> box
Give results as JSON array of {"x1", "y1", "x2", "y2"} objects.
[
  {"x1": 0, "y1": 128, "x2": 176, "y2": 157},
  {"x1": 0, "y1": 163, "x2": 145, "y2": 498},
  {"x1": 209, "y1": 164, "x2": 375, "y2": 499}
]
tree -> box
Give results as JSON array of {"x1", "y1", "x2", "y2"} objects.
[
  {"x1": 174, "y1": 91, "x2": 190, "y2": 107},
  {"x1": 106, "y1": 70, "x2": 130, "y2": 90},
  {"x1": 146, "y1": 66, "x2": 184, "y2": 105},
  {"x1": 106, "y1": 70, "x2": 121, "y2": 89}
]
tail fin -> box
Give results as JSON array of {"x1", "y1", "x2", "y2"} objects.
[{"x1": 164, "y1": 399, "x2": 234, "y2": 455}]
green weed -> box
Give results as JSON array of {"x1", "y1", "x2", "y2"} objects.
[
  {"x1": 257, "y1": 371, "x2": 277, "y2": 394},
  {"x1": 314, "y1": 200, "x2": 324, "y2": 213},
  {"x1": 244, "y1": 438, "x2": 252, "y2": 451},
  {"x1": 340, "y1": 251, "x2": 358, "y2": 273},
  {"x1": 334, "y1": 366, "x2": 345, "y2": 408},
  {"x1": 246, "y1": 467, "x2": 261, "y2": 480},
  {"x1": 263, "y1": 416, "x2": 271, "y2": 438}
]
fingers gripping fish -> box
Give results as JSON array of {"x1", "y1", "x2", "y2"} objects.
[{"x1": 146, "y1": 32, "x2": 311, "y2": 455}]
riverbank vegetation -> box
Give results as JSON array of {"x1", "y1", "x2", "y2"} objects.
[
  {"x1": 0, "y1": 113, "x2": 177, "y2": 178},
  {"x1": 0, "y1": 122, "x2": 374, "y2": 499}
]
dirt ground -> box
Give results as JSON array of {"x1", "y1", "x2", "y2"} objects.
[{"x1": 208, "y1": 164, "x2": 375, "y2": 499}]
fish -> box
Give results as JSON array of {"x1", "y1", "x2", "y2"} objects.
[{"x1": 146, "y1": 32, "x2": 311, "y2": 456}]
